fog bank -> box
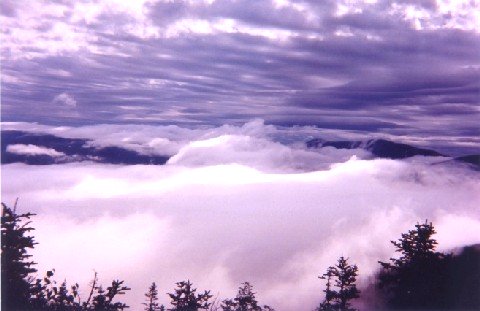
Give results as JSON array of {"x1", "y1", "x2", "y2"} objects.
[{"x1": 1, "y1": 122, "x2": 479, "y2": 310}]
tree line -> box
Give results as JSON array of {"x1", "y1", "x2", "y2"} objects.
[{"x1": 2, "y1": 202, "x2": 479, "y2": 310}]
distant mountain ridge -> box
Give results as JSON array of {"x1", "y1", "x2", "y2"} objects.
[
  {"x1": 1, "y1": 130, "x2": 478, "y2": 169},
  {"x1": 1, "y1": 130, "x2": 169, "y2": 165},
  {"x1": 307, "y1": 137, "x2": 479, "y2": 169},
  {"x1": 306, "y1": 138, "x2": 444, "y2": 159}
]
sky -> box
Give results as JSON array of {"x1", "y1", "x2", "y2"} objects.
[
  {"x1": 1, "y1": 1, "x2": 480, "y2": 310},
  {"x1": 1, "y1": 0, "x2": 479, "y2": 145}
]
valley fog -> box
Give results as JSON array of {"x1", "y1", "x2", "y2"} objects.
[{"x1": 2, "y1": 121, "x2": 479, "y2": 310}]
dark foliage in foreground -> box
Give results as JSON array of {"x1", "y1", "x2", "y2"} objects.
[
  {"x1": 221, "y1": 282, "x2": 274, "y2": 311},
  {"x1": 2, "y1": 202, "x2": 479, "y2": 311},
  {"x1": 317, "y1": 257, "x2": 360, "y2": 311},
  {"x1": 1, "y1": 201, "x2": 37, "y2": 310},
  {"x1": 377, "y1": 221, "x2": 447, "y2": 309},
  {"x1": 143, "y1": 282, "x2": 165, "y2": 311},
  {"x1": 1, "y1": 203, "x2": 131, "y2": 311},
  {"x1": 167, "y1": 280, "x2": 212, "y2": 311},
  {"x1": 376, "y1": 221, "x2": 480, "y2": 310}
]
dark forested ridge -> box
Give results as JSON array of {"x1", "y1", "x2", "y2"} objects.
[
  {"x1": 307, "y1": 137, "x2": 480, "y2": 169},
  {"x1": 1, "y1": 131, "x2": 170, "y2": 165},
  {"x1": 2, "y1": 202, "x2": 479, "y2": 311},
  {"x1": 306, "y1": 138, "x2": 444, "y2": 159}
]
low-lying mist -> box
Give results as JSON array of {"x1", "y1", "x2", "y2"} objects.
[{"x1": 1, "y1": 121, "x2": 479, "y2": 310}]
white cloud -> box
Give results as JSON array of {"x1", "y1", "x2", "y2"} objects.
[
  {"x1": 389, "y1": 0, "x2": 480, "y2": 31},
  {"x1": 52, "y1": 92, "x2": 77, "y2": 108},
  {"x1": 164, "y1": 17, "x2": 300, "y2": 40},
  {"x1": 1, "y1": 1, "x2": 92, "y2": 59},
  {"x1": 0, "y1": 119, "x2": 371, "y2": 159},
  {"x1": 6, "y1": 144, "x2": 65, "y2": 157},
  {"x1": 0, "y1": 0, "x2": 160, "y2": 60},
  {"x1": 2, "y1": 118, "x2": 476, "y2": 164},
  {"x1": 167, "y1": 134, "x2": 371, "y2": 172},
  {"x1": 2, "y1": 140, "x2": 479, "y2": 310}
]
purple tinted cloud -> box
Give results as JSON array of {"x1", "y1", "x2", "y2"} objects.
[
  {"x1": 2, "y1": 124, "x2": 479, "y2": 310},
  {"x1": 1, "y1": 0, "x2": 479, "y2": 146}
]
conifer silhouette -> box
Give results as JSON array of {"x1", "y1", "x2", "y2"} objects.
[
  {"x1": 144, "y1": 282, "x2": 165, "y2": 311},
  {"x1": 317, "y1": 257, "x2": 360, "y2": 311},
  {"x1": 221, "y1": 282, "x2": 274, "y2": 311},
  {"x1": 377, "y1": 220, "x2": 449, "y2": 309},
  {"x1": 1, "y1": 202, "x2": 131, "y2": 311},
  {"x1": 167, "y1": 280, "x2": 212, "y2": 311},
  {"x1": 1, "y1": 201, "x2": 37, "y2": 310}
]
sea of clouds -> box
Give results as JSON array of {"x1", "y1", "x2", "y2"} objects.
[{"x1": 2, "y1": 120, "x2": 479, "y2": 310}]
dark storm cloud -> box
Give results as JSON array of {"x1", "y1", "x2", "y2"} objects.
[{"x1": 1, "y1": 0, "x2": 479, "y2": 147}]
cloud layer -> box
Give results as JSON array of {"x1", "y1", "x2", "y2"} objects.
[
  {"x1": 1, "y1": 122, "x2": 479, "y2": 310},
  {"x1": 6, "y1": 144, "x2": 66, "y2": 157},
  {"x1": 3, "y1": 118, "x2": 478, "y2": 157},
  {"x1": 1, "y1": 0, "x2": 479, "y2": 146}
]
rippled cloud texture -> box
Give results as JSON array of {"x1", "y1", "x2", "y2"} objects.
[
  {"x1": 2, "y1": 122, "x2": 479, "y2": 310},
  {"x1": 2, "y1": 0, "x2": 480, "y2": 146}
]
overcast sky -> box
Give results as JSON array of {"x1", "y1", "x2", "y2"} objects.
[{"x1": 1, "y1": 0, "x2": 479, "y2": 143}]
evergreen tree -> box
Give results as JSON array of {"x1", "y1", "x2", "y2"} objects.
[
  {"x1": 377, "y1": 220, "x2": 449, "y2": 309},
  {"x1": 167, "y1": 280, "x2": 212, "y2": 311},
  {"x1": 221, "y1": 282, "x2": 273, "y2": 311},
  {"x1": 317, "y1": 266, "x2": 335, "y2": 311},
  {"x1": 1, "y1": 201, "x2": 38, "y2": 310},
  {"x1": 89, "y1": 278, "x2": 131, "y2": 310},
  {"x1": 380, "y1": 220, "x2": 440, "y2": 268},
  {"x1": 144, "y1": 282, "x2": 165, "y2": 311},
  {"x1": 317, "y1": 257, "x2": 360, "y2": 311}
]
